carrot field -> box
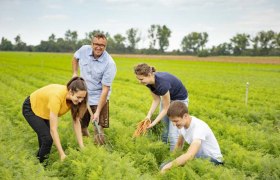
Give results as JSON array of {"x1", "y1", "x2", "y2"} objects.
[{"x1": 0, "y1": 52, "x2": 279, "y2": 179}]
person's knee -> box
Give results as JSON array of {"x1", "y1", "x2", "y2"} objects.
[
  {"x1": 41, "y1": 135, "x2": 53, "y2": 146},
  {"x1": 168, "y1": 134, "x2": 179, "y2": 145},
  {"x1": 161, "y1": 131, "x2": 168, "y2": 143},
  {"x1": 82, "y1": 127, "x2": 90, "y2": 136}
]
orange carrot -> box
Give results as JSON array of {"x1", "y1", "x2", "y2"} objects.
[{"x1": 133, "y1": 118, "x2": 151, "y2": 137}]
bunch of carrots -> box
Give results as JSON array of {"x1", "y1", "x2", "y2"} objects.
[{"x1": 133, "y1": 118, "x2": 151, "y2": 137}]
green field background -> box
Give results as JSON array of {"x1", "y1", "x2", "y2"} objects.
[{"x1": 0, "y1": 52, "x2": 279, "y2": 179}]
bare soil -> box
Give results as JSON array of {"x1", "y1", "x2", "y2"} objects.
[{"x1": 112, "y1": 54, "x2": 280, "y2": 64}]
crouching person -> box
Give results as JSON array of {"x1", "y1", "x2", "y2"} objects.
[{"x1": 160, "y1": 101, "x2": 223, "y2": 173}]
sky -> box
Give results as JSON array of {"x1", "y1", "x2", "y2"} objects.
[{"x1": 0, "y1": 0, "x2": 279, "y2": 51}]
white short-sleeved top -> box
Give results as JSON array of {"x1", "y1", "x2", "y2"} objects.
[{"x1": 178, "y1": 116, "x2": 223, "y2": 161}]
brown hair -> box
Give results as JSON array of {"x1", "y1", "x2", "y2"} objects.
[
  {"x1": 92, "y1": 33, "x2": 107, "y2": 41},
  {"x1": 134, "y1": 63, "x2": 156, "y2": 76},
  {"x1": 167, "y1": 101, "x2": 189, "y2": 118},
  {"x1": 66, "y1": 77, "x2": 88, "y2": 121}
]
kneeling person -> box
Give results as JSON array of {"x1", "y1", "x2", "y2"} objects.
[{"x1": 160, "y1": 101, "x2": 223, "y2": 173}]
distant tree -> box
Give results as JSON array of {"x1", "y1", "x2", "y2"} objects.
[
  {"x1": 64, "y1": 30, "x2": 78, "y2": 52},
  {"x1": 257, "y1": 30, "x2": 275, "y2": 55},
  {"x1": 65, "y1": 30, "x2": 78, "y2": 42},
  {"x1": 106, "y1": 36, "x2": 115, "y2": 52},
  {"x1": 210, "y1": 43, "x2": 232, "y2": 56},
  {"x1": 114, "y1": 34, "x2": 126, "y2": 44},
  {"x1": 36, "y1": 34, "x2": 60, "y2": 52},
  {"x1": 56, "y1": 38, "x2": 67, "y2": 52},
  {"x1": 36, "y1": 40, "x2": 51, "y2": 52},
  {"x1": 157, "y1": 25, "x2": 171, "y2": 52},
  {"x1": 148, "y1": 24, "x2": 158, "y2": 49},
  {"x1": 273, "y1": 32, "x2": 280, "y2": 48},
  {"x1": 14, "y1": 35, "x2": 27, "y2": 51},
  {"x1": 126, "y1": 28, "x2": 141, "y2": 52},
  {"x1": 230, "y1": 33, "x2": 250, "y2": 55},
  {"x1": 4, "y1": 28, "x2": 279, "y2": 55},
  {"x1": 113, "y1": 34, "x2": 126, "y2": 53},
  {"x1": 0, "y1": 37, "x2": 13, "y2": 51},
  {"x1": 181, "y1": 32, "x2": 208, "y2": 54},
  {"x1": 181, "y1": 32, "x2": 198, "y2": 54},
  {"x1": 251, "y1": 36, "x2": 260, "y2": 55},
  {"x1": 48, "y1": 33, "x2": 56, "y2": 42},
  {"x1": 15, "y1": 35, "x2": 20, "y2": 44},
  {"x1": 48, "y1": 34, "x2": 59, "y2": 52},
  {"x1": 269, "y1": 32, "x2": 280, "y2": 56},
  {"x1": 200, "y1": 32, "x2": 208, "y2": 51}
]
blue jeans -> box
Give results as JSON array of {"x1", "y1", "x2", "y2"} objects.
[
  {"x1": 210, "y1": 157, "x2": 224, "y2": 166},
  {"x1": 161, "y1": 98, "x2": 189, "y2": 151}
]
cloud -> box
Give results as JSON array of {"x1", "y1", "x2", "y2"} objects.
[
  {"x1": 0, "y1": 17, "x2": 15, "y2": 22},
  {"x1": 72, "y1": 0, "x2": 89, "y2": 3},
  {"x1": 40, "y1": 14, "x2": 68, "y2": 20},
  {"x1": 46, "y1": 4, "x2": 62, "y2": 9},
  {"x1": 234, "y1": 8, "x2": 280, "y2": 31},
  {"x1": 105, "y1": 0, "x2": 135, "y2": 2}
]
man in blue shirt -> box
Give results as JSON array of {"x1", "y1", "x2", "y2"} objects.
[{"x1": 72, "y1": 33, "x2": 117, "y2": 144}]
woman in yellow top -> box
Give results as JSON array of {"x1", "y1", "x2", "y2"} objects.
[{"x1": 22, "y1": 77, "x2": 88, "y2": 163}]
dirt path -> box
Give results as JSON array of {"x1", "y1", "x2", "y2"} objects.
[{"x1": 112, "y1": 54, "x2": 280, "y2": 64}]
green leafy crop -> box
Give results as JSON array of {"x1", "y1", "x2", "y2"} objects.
[{"x1": 0, "y1": 52, "x2": 279, "y2": 179}]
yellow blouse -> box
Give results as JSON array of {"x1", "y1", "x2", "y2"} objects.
[{"x1": 30, "y1": 84, "x2": 70, "y2": 119}]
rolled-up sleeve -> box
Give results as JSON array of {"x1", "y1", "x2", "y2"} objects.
[
  {"x1": 102, "y1": 61, "x2": 117, "y2": 86},
  {"x1": 74, "y1": 46, "x2": 84, "y2": 60}
]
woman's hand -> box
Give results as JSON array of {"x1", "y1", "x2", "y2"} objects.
[
  {"x1": 80, "y1": 144, "x2": 85, "y2": 149},
  {"x1": 147, "y1": 121, "x2": 156, "y2": 129},
  {"x1": 60, "y1": 153, "x2": 67, "y2": 161},
  {"x1": 145, "y1": 115, "x2": 151, "y2": 120}
]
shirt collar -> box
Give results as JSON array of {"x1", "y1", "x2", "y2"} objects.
[{"x1": 88, "y1": 50, "x2": 105, "y2": 62}]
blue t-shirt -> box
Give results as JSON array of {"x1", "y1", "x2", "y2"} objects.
[{"x1": 146, "y1": 72, "x2": 188, "y2": 100}]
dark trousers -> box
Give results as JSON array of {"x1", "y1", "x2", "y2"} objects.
[{"x1": 22, "y1": 96, "x2": 53, "y2": 163}]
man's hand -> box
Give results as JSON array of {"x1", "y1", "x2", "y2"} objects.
[
  {"x1": 160, "y1": 161, "x2": 173, "y2": 173},
  {"x1": 91, "y1": 112, "x2": 100, "y2": 123},
  {"x1": 72, "y1": 73, "x2": 78, "y2": 78}
]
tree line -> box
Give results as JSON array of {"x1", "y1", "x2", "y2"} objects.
[{"x1": 1, "y1": 25, "x2": 280, "y2": 56}]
